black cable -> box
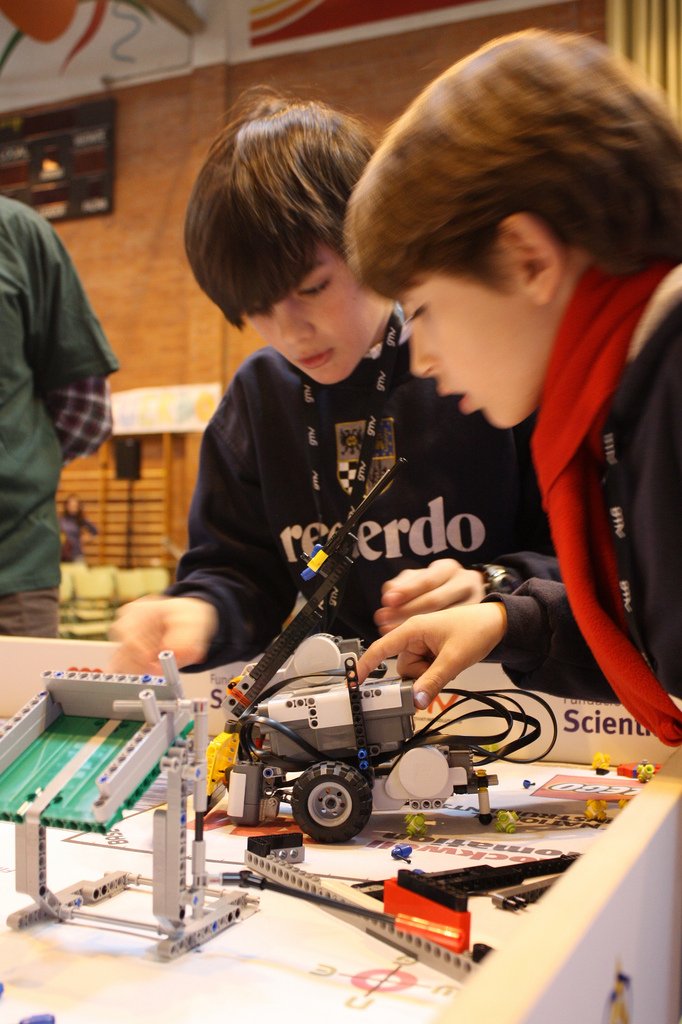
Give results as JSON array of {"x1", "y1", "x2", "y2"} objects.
[
  {"x1": 455, "y1": 688, "x2": 558, "y2": 763},
  {"x1": 250, "y1": 668, "x2": 347, "y2": 707},
  {"x1": 409, "y1": 685, "x2": 558, "y2": 764},
  {"x1": 382, "y1": 686, "x2": 518, "y2": 771},
  {"x1": 411, "y1": 687, "x2": 513, "y2": 738},
  {"x1": 233, "y1": 669, "x2": 557, "y2": 775},
  {"x1": 240, "y1": 713, "x2": 322, "y2": 762}
]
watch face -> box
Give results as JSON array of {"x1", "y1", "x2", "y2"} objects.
[{"x1": 485, "y1": 565, "x2": 518, "y2": 594}]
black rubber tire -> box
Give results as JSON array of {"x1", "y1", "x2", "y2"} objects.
[{"x1": 291, "y1": 761, "x2": 373, "y2": 843}]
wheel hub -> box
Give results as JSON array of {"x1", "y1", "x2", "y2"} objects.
[{"x1": 309, "y1": 784, "x2": 351, "y2": 825}]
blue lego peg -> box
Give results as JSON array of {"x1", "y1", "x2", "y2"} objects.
[
  {"x1": 300, "y1": 543, "x2": 324, "y2": 581},
  {"x1": 522, "y1": 780, "x2": 535, "y2": 789},
  {"x1": 391, "y1": 843, "x2": 413, "y2": 863}
]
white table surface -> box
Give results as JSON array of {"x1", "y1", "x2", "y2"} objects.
[{"x1": 0, "y1": 759, "x2": 631, "y2": 1024}]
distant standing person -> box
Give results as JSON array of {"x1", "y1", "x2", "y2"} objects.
[
  {"x1": 60, "y1": 494, "x2": 98, "y2": 564},
  {"x1": 0, "y1": 195, "x2": 119, "y2": 637}
]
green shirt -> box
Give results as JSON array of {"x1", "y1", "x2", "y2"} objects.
[{"x1": 0, "y1": 196, "x2": 118, "y2": 596}]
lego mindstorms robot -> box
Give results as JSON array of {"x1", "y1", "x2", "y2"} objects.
[
  {"x1": 221, "y1": 634, "x2": 498, "y2": 843},
  {"x1": 207, "y1": 460, "x2": 553, "y2": 843}
]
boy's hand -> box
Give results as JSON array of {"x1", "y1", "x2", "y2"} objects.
[
  {"x1": 374, "y1": 558, "x2": 486, "y2": 633},
  {"x1": 358, "y1": 603, "x2": 507, "y2": 708},
  {"x1": 108, "y1": 596, "x2": 218, "y2": 676}
]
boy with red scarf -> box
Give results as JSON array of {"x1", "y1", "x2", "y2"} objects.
[{"x1": 346, "y1": 29, "x2": 682, "y2": 746}]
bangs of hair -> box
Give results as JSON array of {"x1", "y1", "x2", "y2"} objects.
[{"x1": 185, "y1": 93, "x2": 374, "y2": 326}]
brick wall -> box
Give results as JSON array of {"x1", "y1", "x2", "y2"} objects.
[{"x1": 54, "y1": 1, "x2": 605, "y2": 557}]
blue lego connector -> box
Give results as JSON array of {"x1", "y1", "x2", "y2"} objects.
[{"x1": 300, "y1": 542, "x2": 325, "y2": 581}]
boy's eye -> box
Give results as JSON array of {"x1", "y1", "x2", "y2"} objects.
[{"x1": 298, "y1": 277, "x2": 330, "y2": 297}]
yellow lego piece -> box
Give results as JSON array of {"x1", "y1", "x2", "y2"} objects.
[
  {"x1": 307, "y1": 548, "x2": 328, "y2": 573},
  {"x1": 585, "y1": 799, "x2": 608, "y2": 823},
  {"x1": 206, "y1": 731, "x2": 239, "y2": 797},
  {"x1": 591, "y1": 751, "x2": 611, "y2": 773}
]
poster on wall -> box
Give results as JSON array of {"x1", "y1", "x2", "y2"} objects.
[
  {"x1": 249, "y1": 0, "x2": 479, "y2": 46},
  {"x1": 111, "y1": 383, "x2": 221, "y2": 435}
]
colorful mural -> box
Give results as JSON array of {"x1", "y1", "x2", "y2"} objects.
[
  {"x1": 0, "y1": 0, "x2": 151, "y2": 75},
  {"x1": 0, "y1": 0, "x2": 78, "y2": 41}
]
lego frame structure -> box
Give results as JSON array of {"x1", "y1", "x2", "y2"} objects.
[{"x1": 0, "y1": 652, "x2": 257, "y2": 958}]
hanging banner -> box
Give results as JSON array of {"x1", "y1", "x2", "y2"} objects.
[{"x1": 111, "y1": 383, "x2": 221, "y2": 435}]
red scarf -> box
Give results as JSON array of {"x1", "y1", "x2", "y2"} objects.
[{"x1": 532, "y1": 262, "x2": 682, "y2": 746}]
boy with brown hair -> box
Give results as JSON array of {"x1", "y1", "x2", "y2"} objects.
[
  {"x1": 346, "y1": 30, "x2": 682, "y2": 744},
  {"x1": 110, "y1": 89, "x2": 556, "y2": 675}
]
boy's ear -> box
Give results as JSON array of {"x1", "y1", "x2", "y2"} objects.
[{"x1": 496, "y1": 212, "x2": 566, "y2": 305}]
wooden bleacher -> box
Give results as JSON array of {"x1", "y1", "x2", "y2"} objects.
[{"x1": 56, "y1": 436, "x2": 182, "y2": 571}]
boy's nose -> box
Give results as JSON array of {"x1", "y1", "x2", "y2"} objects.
[
  {"x1": 409, "y1": 325, "x2": 434, "y2": 378},
  {"x1": 274, "y1": 298, "x2": 313, "y2": 343}
]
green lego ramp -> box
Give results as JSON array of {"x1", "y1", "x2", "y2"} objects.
[{"x1": 0, "y1": 715, "x2": 159, "y2": 833}]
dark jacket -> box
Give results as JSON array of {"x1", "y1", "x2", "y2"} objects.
[{"x1": 170, "y1": 340, "x2": 558, "y2": 669}]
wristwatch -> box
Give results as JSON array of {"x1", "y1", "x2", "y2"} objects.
[{"x1": 471, "y1": 563, "x2": 521, "y2": 596}]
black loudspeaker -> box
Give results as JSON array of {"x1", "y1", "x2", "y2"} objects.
[{"x1": 114, "y1": 437, "x2": 141, "y2": 481}]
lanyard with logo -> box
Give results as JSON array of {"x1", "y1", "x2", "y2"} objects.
[
  {"x1": 300, "y1": 305, "x2": 403, "y2": 523},
  {"x1": 299, "y1": 305, "x2": 403, "y2": 626},
  {"x1": 601, "y1": 421, "x2": 654, "y2": 670}
]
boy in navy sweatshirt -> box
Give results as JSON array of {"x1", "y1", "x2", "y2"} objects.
[{"x1": 110, "y1": 90, "x2": 556, "y2": 674}]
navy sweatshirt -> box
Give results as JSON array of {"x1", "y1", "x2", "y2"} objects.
[{"x1": 170, "y1": 339, "x2": 558, "y2": 668}]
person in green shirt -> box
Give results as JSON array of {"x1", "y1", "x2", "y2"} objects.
[{"x1": 0, "y1": 195, "x2": 118, "y2": 636}]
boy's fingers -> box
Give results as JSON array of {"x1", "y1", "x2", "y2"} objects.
[
  {"x1": 381, "y1": 560, "x2": 463, "y2": 606},
  {"x1": 411, "y1": 658, "x2": 460, "y2": 708},
  {"x1": 356, "y1": 631, "x2": 405, "y2": 681}
]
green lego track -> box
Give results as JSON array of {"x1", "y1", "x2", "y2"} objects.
[{"x1": 0, "y1": 715, "x2": 189, "y2": 833}]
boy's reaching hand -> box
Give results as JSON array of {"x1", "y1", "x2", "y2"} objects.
[
  {"x1": 374, "y1": 558, "x2": 486, "y2": 633},
  {"x1": 108, "y1": 596, "x2": 218, "y2": 676},
  {"x1": 358, "y1": 602, "x2": 508, "y2": 709}
]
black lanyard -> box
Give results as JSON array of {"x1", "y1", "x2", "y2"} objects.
[
  {"x1": 301, "y1": 305, "x2": 403, "y2": 523},
  {"x1": 601, "y1": 422, "x2": 654, "y2": 670},
  {"x1": 298, "y1": 306, "x2": 403, "y2": 630}
]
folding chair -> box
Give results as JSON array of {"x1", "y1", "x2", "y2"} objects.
[
  {"x1": 139, "y1": 566, "x2": 171, "y2": 595},
  {"x1": 61, "y1": 565, "x2": 117, "y2": 640},
  {"x1": 115, "y1": 567, "x2": 148, "y2": 607}
]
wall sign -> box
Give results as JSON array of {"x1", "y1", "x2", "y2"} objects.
[
  {"x1": 111, "y1": 384, "x2": 221, "y2": 435},
  {"x1": 0, "y1": 97, "x2": 114, "y2": 221}
]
